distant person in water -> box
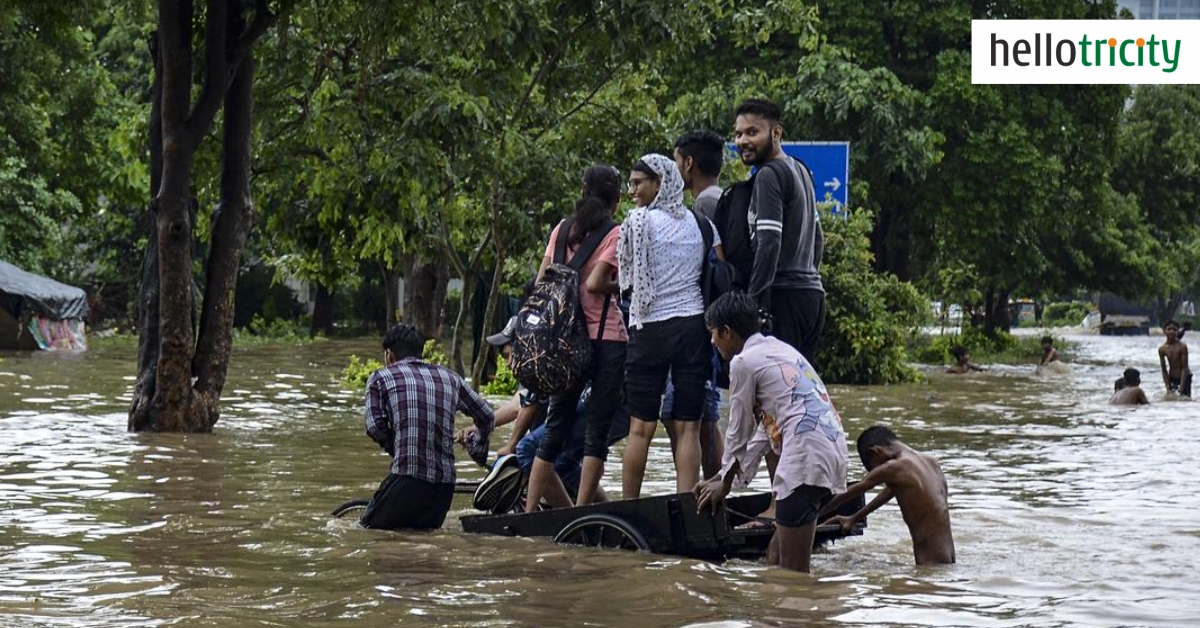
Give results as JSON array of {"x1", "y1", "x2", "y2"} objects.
[
  {"x1": 819, "y1": 426, "x2": 955, "y2": 565},
  {"x1": 946, "y1": 346, "x2": 984, "y2": 374},
  {"x1": 1110, "y1": 368, "x2": 1150, "y2": 405},
  {"x1": 1039, "y1": 336, "x2": 1060, "y2": 365},
  {"x1": 1158, "y1": 321, "x2": 1192, "y2": 397}
]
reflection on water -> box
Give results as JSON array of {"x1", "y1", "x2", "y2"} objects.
[{"x1": 1, "y1": 334, "x2": 1197, "y2": 627}]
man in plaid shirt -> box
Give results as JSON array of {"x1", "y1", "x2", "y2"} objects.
[{"x1": 360, "y1": 323, "x2": 495, "y2": 530}]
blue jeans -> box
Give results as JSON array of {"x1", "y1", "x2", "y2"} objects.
[{"x1": 515, "y1": 390, "x2": 630, "y2": 498}]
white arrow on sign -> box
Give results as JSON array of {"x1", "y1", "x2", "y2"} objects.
[{"x1": 824, "y1": 177, "x2": 841, "y2": 191}]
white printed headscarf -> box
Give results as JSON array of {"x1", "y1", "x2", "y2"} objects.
[{"x1": 618, "y1": 153, "x2": 689, "y2": 326}]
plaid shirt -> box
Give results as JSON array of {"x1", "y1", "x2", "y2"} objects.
[{"x1": 365, "y1": 357, "x2": 494, "y2": 484}]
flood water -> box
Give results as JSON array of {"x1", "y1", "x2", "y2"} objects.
[{"x1": 0, "y1": 333, "x2": 1196, "y2": 628}]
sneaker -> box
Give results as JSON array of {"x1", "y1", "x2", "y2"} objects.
[{"x1": 473, "y1": 454, "x2": 523, "y2": 514}]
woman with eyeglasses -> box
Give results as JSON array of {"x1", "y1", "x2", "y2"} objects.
[{"x1": 617, "y1": 154, "x2": 722, "y2": 499}]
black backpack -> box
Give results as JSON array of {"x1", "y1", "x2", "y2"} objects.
[
  {"x1": 710, "y1": 157, "x2": 812, "y2": 291},
  {"x1": 509, "y1": 218, "x2": 616, "y2": 396},
  {"x1": 691, "y1": 209, "x2": 739, "y2": 306}
]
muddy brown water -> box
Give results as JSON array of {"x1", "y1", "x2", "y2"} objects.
[{"x1": 1, "y1": 334, "x2": 1196, "y2": 628}]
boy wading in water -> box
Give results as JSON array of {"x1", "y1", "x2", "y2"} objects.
[
  {"x1": 820, "y1": 426, "x2": 956, "y2": 565},
  {"x1": 693, "y1": 292, "x2": 848, "y2": 573},
  {"x1": 1158, "y1": 321, "x2": 1192, "y2": 397}
]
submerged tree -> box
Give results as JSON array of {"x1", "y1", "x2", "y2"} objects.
[{"x1": 129, "y1": 0, "x2": 278, "y2": 432}]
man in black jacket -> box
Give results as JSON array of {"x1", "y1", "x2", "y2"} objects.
[{"x1": 731, "y1": 98, "x2": 826, "y2": 366}]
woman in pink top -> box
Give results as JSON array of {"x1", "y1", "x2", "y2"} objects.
[{"x1": 525, "y1": 165, "x2": 628, "y2": 511}]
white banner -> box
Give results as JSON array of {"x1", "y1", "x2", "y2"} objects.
[{"x1": 972, "y1": 20, "x2": 1200, "y2": 84}]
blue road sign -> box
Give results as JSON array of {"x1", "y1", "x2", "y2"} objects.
[
  {"x1": 725, "y1": 141, "x2": 851, "y2": 214},
  {"x1": 780, "y1": 141, "x2": 849, "y2": 214}
]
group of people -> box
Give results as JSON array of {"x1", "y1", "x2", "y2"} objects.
[
  {"x1": 1110, "y1": 320, "x2": 1192, "y2": 405},
  {"x1": 355, "y1": 98, "x2": 956, "y2": 573}
]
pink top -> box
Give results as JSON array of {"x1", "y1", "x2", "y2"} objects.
[{"x1": 543, "y1": 220, "x2": 628, "y2": 342}]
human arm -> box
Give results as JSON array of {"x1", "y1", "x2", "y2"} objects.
[
  {"x1": 1160, "y1": 347, "x2": 1170, "y2": 389},
  {"x1": 363, "y1": 371, "x2": 395, "y2": 455},
  {"x1": 746, "y1": 168, "x2": 784, "y2": 302},
  {"x1": 457, "y1": 380, "x2": 495, "y2": 464},
  {"x1": 585, "y1": 261, "x2": 619, "y2": 295},
  {"x1": 822, "y1": 486, "x2": 895, "y2": 533},
  {"x1": 696, "y1": 355, "x2": 758, "y2": 513},
  {"x1": 498, "y1": 399, "x2": 541, "y2": 456}
]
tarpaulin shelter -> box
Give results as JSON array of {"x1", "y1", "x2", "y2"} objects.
[{"x1": 0, "y1": 260, "x2": 88, "y2": 350}]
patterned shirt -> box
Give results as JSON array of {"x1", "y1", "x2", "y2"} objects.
[
  {"x1": 365, "y1": 357, "x2": 494, "y2": 484},
  {"x1": 722, "y1": 333, "x2": 847, "y2": 499}
]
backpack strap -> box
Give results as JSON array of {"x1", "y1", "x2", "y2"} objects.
[
  {"x1": 692, "y1": 209, "x2": 714, "y2": 304},
  {"x1": 564, "y1": 219, "x2": 617, "y2": 271},
  {"x1": 552, "y1": 218, "x2": 575, "y2": 265}
]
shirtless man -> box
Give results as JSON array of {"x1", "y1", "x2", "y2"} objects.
[
  {"x1": 1158, "y1": 321, "x2": 1192, "y2": 397},
  {"x1": 820, "y1": 426, "x2": 956, "y2": 565},
  {"x1": 1110, "y1": 368, "x2": 1150, "y2": 405}
]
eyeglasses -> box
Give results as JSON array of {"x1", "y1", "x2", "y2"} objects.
[{"x1": 627, "y1": 177, "x2": 652, "y2": 190}]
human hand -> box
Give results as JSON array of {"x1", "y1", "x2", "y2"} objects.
[
  {"x1": 822, "y1": 514, "x2": 855, "y2": 534},
  {"x1": 454, "y1": 426, "x2": 478, "y2": 446},
  {"x1": 497, "y1": 443, "x2": 514, "y2": 457},
  {"x1": 693, "y1": 477, "x2": 728, "y2": 515}
]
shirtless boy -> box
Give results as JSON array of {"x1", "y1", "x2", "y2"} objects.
[
  {"x1": 820, "y1": 426, "x2": 956, "y2": 565},
  {"x1": 946, "y1": 346, "x2": 984, "y2": 374},
  {"x1": 1039, "y1": 336, "x2": 1060, "y2": 365},
  {"x1": 1110, "y1": 368, "x2": 1150, "y2": 405},
  {"x1": 1158, "y1": 321, "x2": 1192, "y2": 397}
]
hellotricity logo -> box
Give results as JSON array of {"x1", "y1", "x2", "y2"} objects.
[{"x1": 971, "y1": 20, "x2": 1200, "y2": 84}]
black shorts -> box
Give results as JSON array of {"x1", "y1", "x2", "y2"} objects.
[
  {"x1": 774, "y1": 484, "x2": 833, "y2": 527},
  {"x1": 624, "y1": 314, "x2": 711, "y2": 422}
]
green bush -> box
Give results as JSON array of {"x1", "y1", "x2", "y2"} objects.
[
  {"x1": 1042, "y1": 301, "x2": 1094, "y2": 327},
  {"x1": 480, "y1": 354, "x2": 518, "y2": 396},
  {"x1": 816, "y1": 210, "x2": 924, "y2": 384},
  {"x1": 909, "y1": 327, "x2": 1058, "y2": 364},
  {"x1": 232, "y1": 314, "x2": 314, "y2": 345},
  {"x1": 423, "y1": 339, "x2": 448, "y2": 366},
  {"x1": 340, "y1": 354, "x2": 383, "y2": 391}
]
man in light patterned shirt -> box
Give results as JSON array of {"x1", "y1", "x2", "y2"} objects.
[
  {"x1": 361, "y1": 323, "x2": 494, "y2": 530},
  {"x1": 695, "y1": 292, "x2": 847, "y2": 573}
]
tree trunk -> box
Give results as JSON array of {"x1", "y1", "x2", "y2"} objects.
[
  {"x1": 402, "y1": 252, "x2": 450, "y2": 341},
  {"x1": 379, "y1": 259, "x2": 400, "y2": 332},
  {"x1": 191, "y1": 52, "x2": 256, "y2": 428},
  {"x1": 129, "y1": 35, "x2": 164, "y2": 431},
  {"x1": 129, "y1": 0, "x2": 273, "y2": 433},
  {"x1": 471, "y1": 256, "x2": 505, "y2": 384},
  {"x1": 310, "y1": 281, "x2": 334, "y2": 335}
]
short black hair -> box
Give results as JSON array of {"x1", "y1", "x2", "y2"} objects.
[
  {"x1": 674, "y1": 129, "x2": 726, "y2": 178},
  {"x1": 383, "y1": 323, "x2": 425, "y2": 360},
  {"x1": 950, "y1": 345, "x2": 968, "y2": 360},
  {"x1": 704, "y1": 291, "x2": 760, "y2": 339},
  {"x1": 631, "y1": 160, "x2": 659, "y2": 181},
  {"x1": 1123, "y1": 367, "x2": 1141, "y2": 386},
  {"x1": 1165, "y1": 319, "x2": 1179, "y2": 330},
  {"x1": 1041, "y1": 336, "x2": 1053, "y2": 345},
  {"x1": 735, "y1": 98, "x2": 782, "y2": 125},
  {"x1": 856, "y1": 426, "x2": 899, "y2": 468}
]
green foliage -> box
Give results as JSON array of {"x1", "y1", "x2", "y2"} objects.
[
  {"x1": 422, "y1": 339, "x2": 448, "y2": 367},
  {"x1": 339, "y1": 355, "x2": 383, "y2": 391},
  {"x1": 480, "y1": 355, "x2": 518, "y2": 397},
  {"x1": 816, "y1": 210, "x2": 923, "y2": 384},
  {"x1": 232, "y1": 315, "x2": 315, "y2": 345},
  {"x1": 909, "y1": 327, "x2": 1041, "y2": 365},
  {"x1": 1042, "y1": 301, "x2": 1094, "y2": 328}
]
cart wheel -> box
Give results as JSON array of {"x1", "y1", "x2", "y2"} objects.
[
  {"x1": 331, "y1": 498, "x2": 370, "y2": 518},
  {"x1": 553, "y1": 514, "x2": 650, "y2": 552}
]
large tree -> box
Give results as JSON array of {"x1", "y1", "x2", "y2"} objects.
[{"x1": 128, "y1": 0, "x2": 277, "y2": 432}]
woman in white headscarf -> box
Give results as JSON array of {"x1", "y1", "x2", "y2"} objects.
[{"x1": 617, "y1": 153, "x2": 721, "y2": 498}]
